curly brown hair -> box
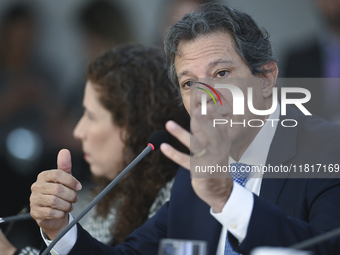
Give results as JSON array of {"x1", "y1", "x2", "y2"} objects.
[{"x1": 86, "y1": 44, "x2": 189, "y2": 244}]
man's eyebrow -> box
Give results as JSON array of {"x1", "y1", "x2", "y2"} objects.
[
  {"x1": 177, "y1": 59, "x2": 233, "y2": 80},
  {"x1": 178, "y1": 70, "x2": 189, "y2": 80},
  {"x1": 209, "y1": 58, "x2": 233, "y2": 67}
]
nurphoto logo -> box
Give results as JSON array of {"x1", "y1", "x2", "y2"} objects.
[{"x1": 195, "y1": 82, "x2": 312, "y2": 128}]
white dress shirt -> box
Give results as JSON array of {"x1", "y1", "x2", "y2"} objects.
[
  {"x1": 41, "y1": 214, "x2": 77, "y2": 255},
  {"x1": 41, "y1": 106, "x2": 280, "y2": 255},
  {"x1": 212, "y1": 105, "x2": 280, "y2": 255}
]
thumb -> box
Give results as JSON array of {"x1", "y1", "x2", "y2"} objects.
[{"x1": 57, "y1": 149, "x2": 72, "y2": 174}]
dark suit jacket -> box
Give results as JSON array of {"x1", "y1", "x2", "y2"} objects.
[{"x1": 42, "y1": 106, "x2": 340, "y2": 255}]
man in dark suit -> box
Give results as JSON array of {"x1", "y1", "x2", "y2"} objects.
[{"x1": 30, "y1": 3, "x2": 340, "y2": 255}]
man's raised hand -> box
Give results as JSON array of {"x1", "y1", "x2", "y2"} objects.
[
  {"x1": 30, "y1": 149, "x2": 82, "y2": 240},
  {"x1": 161, "y1": 107, "x2": 233, "y2": 213}
]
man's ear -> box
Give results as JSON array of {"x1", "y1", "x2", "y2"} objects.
[{"x1": 258, "y1": 61, "x2": 278, "y2": 98}]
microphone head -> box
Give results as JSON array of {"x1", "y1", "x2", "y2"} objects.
[{"x1": 147, "y1": 130, "x2": 168, "y2": 150}]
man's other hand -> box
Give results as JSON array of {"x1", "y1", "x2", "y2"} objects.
[{"x1": 30, "y1": 149, "x2": 82, "y2": 240}]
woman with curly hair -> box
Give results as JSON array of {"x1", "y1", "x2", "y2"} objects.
[
  {"x1": 0, "y1": 44, "x2": 188, "y2": 254},
  {"x1": 75, "y1": 43, "x2": 189, "y2": 245}
]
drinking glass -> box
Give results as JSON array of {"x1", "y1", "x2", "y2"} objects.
[{"x1": 158, "y1": 238, "x2": 207, "y2": 255}]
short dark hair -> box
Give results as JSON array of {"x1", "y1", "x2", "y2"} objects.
[{"x1": 164, "y1": 2, "x2": 276, "y2": 92}]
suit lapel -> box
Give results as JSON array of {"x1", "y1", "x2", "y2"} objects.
[{"x1": 260, "y1": 106, "x2": 299, "y2": 204}]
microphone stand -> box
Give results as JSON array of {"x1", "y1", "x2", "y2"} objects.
[
  {"x1": 290, "y1": 226, "x2": 340, "y2": 250},
  {"x1": 0, "y1": 213, "x2": 32, "y2": 225}
]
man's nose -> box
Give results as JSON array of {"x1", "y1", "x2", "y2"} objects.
[
  {"x1": 193, "y1": 83, "x2": 217, "y2": 105},
  {"x1": 192, "y1": 83, "x2": 218, "y2": 116},
  {"x1": 193, "y1": 85, "x2": 205, "y2": 105}
]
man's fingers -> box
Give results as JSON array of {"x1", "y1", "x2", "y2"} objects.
[
  {"x1": 31, "y1": 207, "x2": 67, "y2": 221},
  {"x1": 32, "y1": 194, "x2": 74, "y2": 212},
  {"x1": 57, "y1": 149, "x2": 72, "y2": 174},
  {"x1": 165, "y1": 120, "x2": 205, "y2": 155},
  {"x1": 160, "y1": 143, "x2": 190, "y2": 170},
  {"x1": 165, "y1": 121, "x2": 190, "y2": 149},
  {"x1": 37, "y1": 170, "x2": 82, "y2": 191},
  {"x1": 192, "y1": 105, "x2": 231, "y2": 151},
  {"x1": 32, "y1": 182, "x2": 78, "y2": 203}
]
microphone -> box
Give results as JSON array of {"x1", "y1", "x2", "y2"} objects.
[
  {"x1": 251, "y1": 227, "x2": 340, "y2": 254},
  {"x1": 290, "y1": 225, "x2": 340, "y2": 250},
  {"x1": 0, "y1": 213, "x2": 32, "y2": 224},
  {"x1": 41, "y1": 130, "x2": 168, "y2": 255}
]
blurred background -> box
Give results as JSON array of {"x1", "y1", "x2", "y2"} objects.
[{"x1": 0, "y1": 0, "x2": 338, "y2": 250}]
